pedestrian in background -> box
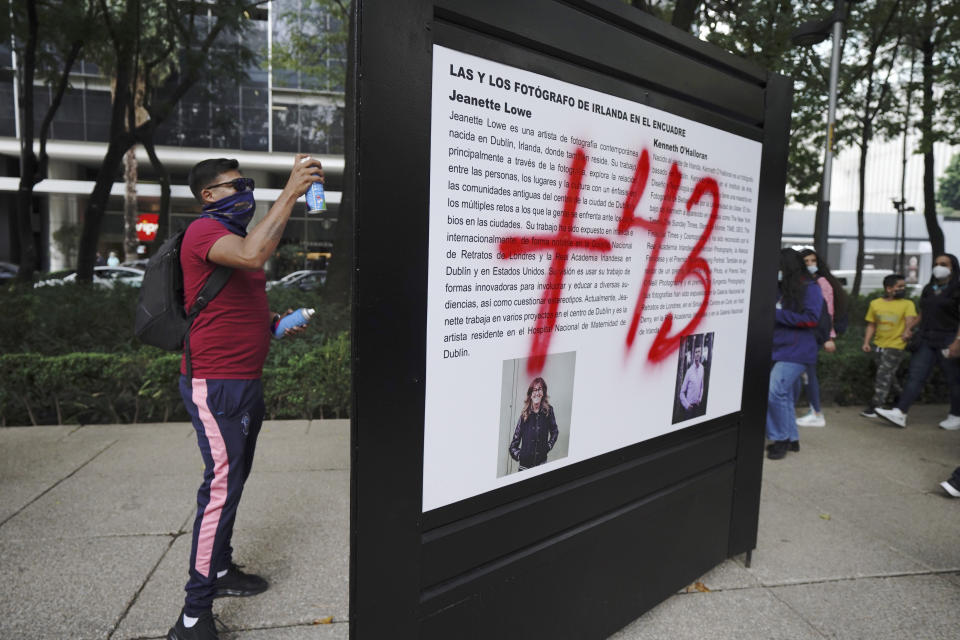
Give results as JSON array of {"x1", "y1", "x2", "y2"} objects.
[
  {"x1": 860, "y1": 274, "x2": 916, "y2": 418},
  {"x1": 877, "y1": 254, "x2": 960, "y2": 429},
  {"x1": 766, "y1": 248, "x2": 823, "y2": 460},
  {"x1": 794, "y1": 248, "x2": 848, "y2": 427},
  {"x1": 941, "y1": 466, "x2": 960, "y2": 498}
]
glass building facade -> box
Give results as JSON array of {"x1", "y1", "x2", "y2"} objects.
[
  {"x1": 0, "y1": 0, "x2": 345, "y2": 154},
  {"x1": 0, "y1": 1, "x2": 346, "y2": 271}
]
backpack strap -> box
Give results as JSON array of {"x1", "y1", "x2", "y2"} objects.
[
  {"x1": 184, "y1": 265, "x2": 233, "y2": 379},
  {"x1": 187, "y1": 265, "x2": 234, "y2": 318}
]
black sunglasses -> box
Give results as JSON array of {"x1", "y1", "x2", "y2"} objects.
[{"x1": 204, "y1": 177, "x2": 255, "y2": 192}]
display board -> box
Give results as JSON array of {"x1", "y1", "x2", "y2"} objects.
[
  {"x1": 351, "y1": 1, "x2": 792, "y2": 638},
  {"x1": 424, "y1": 46, "x2": 762, "y2": 510}
]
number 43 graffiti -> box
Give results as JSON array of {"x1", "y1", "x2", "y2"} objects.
[{"x1": 499, "y1": 146, "x2": 721, "y2": 374}]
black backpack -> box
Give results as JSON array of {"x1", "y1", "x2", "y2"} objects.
[
  {"x1": 134, "y1": 229, "x2": 232, "y2": 376},
  {"x1": 813, "y1": 299, "x2": 832, "y2": 345}
]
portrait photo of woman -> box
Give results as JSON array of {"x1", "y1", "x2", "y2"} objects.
[
  {"x1": 508, "y1": 377, "x2": 559, "y2": 471},
  {"x1": 497, "y1": 351, "x2": 575, "y2": 478}
]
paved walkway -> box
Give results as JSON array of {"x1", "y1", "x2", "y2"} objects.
[{"x1": 1, "y1": 405, "x2": 958, "y2": 639}]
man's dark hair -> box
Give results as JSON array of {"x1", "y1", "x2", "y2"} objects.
[
  {"x1": 883, "y1": 273, "x2": 905, "y2": 289},
  {"x1": 188, "y1": 158, "x2": 240, "y2": 202}
]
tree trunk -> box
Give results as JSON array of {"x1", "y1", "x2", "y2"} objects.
[
  {"x1": 919, "y1": 3, "x2": 944, "y2": 257},
  {"x1": 14, "y1": 0, "x2": 40, "y2": 282},
  {"x1": 324, "y1": 0, "x2": 356, "y2": 318},
  {"x1": 77, "y1": 136, "x2": 134, "y2": 280},
  {"x1": 671, "y1": 0, "x2": 701, "y2": 32},
  {"x1": 77, "y1": 31, "x2": 136, "y2": 282},
  {"x1": 123, "y1": 146, "x2": 139, "y2": 262},
  {"x1": 853, "y1": 122, "x2": 870, "y2": 298},
  {"x1": 920, "y1": 34, "x2": 944, "y2": 257},
  {"x1": 140, "y1": 128, "x2": 173, "y2": 240}
]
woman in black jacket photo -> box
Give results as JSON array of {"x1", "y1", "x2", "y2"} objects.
[{"x1": 509, "y1": 377, "x2": 560, "y2": 471}]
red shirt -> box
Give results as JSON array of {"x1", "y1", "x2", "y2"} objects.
[{"x1": 180, "y1": 218, "x2": 271, "y2": 378}]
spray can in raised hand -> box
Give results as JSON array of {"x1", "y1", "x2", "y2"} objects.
[
  {"x1": 273, "y1": 308, "x2": 315, "y2": 339},
  {"x1": 300, "y1": 156, "x2": 326, "y2": 213}
]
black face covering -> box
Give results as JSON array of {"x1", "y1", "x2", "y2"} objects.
[{"x1": 893, "y1": 290, "x2": 907, "y2": 299}]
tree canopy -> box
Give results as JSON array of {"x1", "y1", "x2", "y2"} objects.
[
  {"x1": 8, "y1": 0, "x2": 960, "y2": 281},
  {"x1": 938, "y1": 153, "x2": 960, "y2": 212}
]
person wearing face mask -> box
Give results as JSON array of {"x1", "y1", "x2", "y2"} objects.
[
  {"x1": 766, "y1": 248, "x2": 824, "y2": 460},
  {"x1": 876, "y1": 254, "x2": 960, "y2": 429},
  {"x1": 167, "y1": 156, "x2": 323, "y2": 640},
  {"x1": 508, "y1": 377, "x2": 559, "y2": 471},
  {"x1": 860, "y1": 274, "x2": 917, "y2": 418},
  {"x1": 794, "y1": 249, "x2": 848, "y2": 427}
]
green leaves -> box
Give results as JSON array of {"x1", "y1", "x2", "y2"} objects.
[
  {"x1": 937, "y1": 153, "x2": 960, "y2": 212},
  {"x1": 0, "y1": 334, "x2": 351, "y2": 426},
  {"x1": 0, "y1": 283, "x2": 351, "y2": 425},
  {"x1": 268, "y1": 0, "x2": 348, "y2": 93}
]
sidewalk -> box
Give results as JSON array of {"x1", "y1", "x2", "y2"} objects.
[
  {"x1": 0, "y1": 419, "x2": 350, "y2": 640},
  {"x1": 1, "y1": 406, "x2": 958, "y2": 639}
]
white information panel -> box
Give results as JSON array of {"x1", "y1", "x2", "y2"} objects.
[{"x1": 423, "y1": 45, "x2": 762, "y2": 511}]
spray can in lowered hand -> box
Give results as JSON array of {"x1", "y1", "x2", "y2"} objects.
[
  {"x1": 300, "y1": 156, "x2": 326, "y2": 213},
  {"x1": 273, "y1": 308, "x2": 315, "y2": 339}
]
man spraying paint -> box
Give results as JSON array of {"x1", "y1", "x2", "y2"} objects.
[{"x1": 167, "y1": 155, "x2": 323, "y2": 640}]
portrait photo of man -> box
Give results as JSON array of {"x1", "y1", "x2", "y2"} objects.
[{"x1": 672, "y1": 332, "x2": 714, "y2": 424}]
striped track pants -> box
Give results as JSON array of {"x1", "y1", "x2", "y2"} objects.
[{"x1": 179, "y1": 376, "x2": 264, "y2": 616}]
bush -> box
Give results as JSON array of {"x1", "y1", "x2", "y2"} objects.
[
  {"x1": 263, "y1": 332, "x2": 351, "y2": 419},
  {"x1": 0, "y1": 353, "x2": 161, "y2": 425},
  {"x1": 0, "y1": 280, "x2": 349, "y2": 356},
  {"x1": 1, "y1": 281, "x2": 945, "y2": 424},
  {"x1": 0, "y1": 281, "x2": 143, "y2": 354},
  {"x1": 0, "y1": 282, "x2": 351, "y2": 426},
  {"x1": 0, "y1": 336, "x2": 350, "y2": 426}
]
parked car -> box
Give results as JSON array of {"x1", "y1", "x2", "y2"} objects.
[
  {"x1": 266, "y1": 270, "x2": 327, "y2": 291},
  {"x1": 832, "y1": 269, "x2": 913, "y2": 295},
  {"x1": 34, "y1": 265, "x2": 145, "y2": 289},
  {"x1": 0, "y1": 261, "x2": 18, "y2": 281}
]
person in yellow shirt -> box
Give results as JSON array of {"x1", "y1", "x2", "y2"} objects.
[{"x1": 861, "y1": 274, "x2": 917, "y2": 417}]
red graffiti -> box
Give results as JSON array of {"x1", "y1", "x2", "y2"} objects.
[
  {"x1": 617, "y1": 153, "x2": 721, "y2": 362},
  {"x1": 499, "y1": 148, "x2": 612, "y2": 374},
  {"x1": 617, "y1": 150, "x2": 676, "y2": 350},
  {"x1": 498, "y1": 145, "x2": 721, "y2": 372},
  {"x1": 636, "y1": 175, "x2": 720, "y2": 363}
]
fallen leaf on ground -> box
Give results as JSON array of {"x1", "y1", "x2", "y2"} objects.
[
  {"x1": 819, "y1": 513, "x2": 831, "y2": 520},
  {"x1": 313, "y1": 616, "x2": 334, "y2": 625},
  {"x1": 684, "y1": 581, "x2": 711, "y2": 593}
]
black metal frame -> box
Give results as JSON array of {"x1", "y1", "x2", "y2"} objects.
[{"x1": 350, "y1": 1, "x2": 792, "y2": 637}]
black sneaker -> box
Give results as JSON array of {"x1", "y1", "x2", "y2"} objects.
[
  {"x1": 214, "y1": 562, "x2": 269, "y2": 598},
  {"x1": 168, "y1": 609, "x2": 218, "y2": 640},
  {"x1": 860, "y1": 407, "x2": 877, "y2": 418},
  {"x1": 766, "y1": 441, "x2": 799, "y2": 453},
  {"x1": 941, "y1": 478, "x2": 960, "y2": 498},
  {"x1": 767, "y1": 440, "x2": 789, "y2": 460}
]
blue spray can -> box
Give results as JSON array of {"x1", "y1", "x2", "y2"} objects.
[
  {"x1": 301, "y1": 156, "x2": 326, "y2": 213},
  {"x1": 273, "y1": 308, "x2": 315, "y2": 339}
]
